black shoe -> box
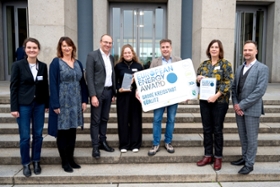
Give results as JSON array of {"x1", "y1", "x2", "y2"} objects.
[
  {"x1": 92, "y1": 147, "x2": 100, "y2": 159},
  {"x1": 33, "y1": 161, "x2": 41, "y2": 175},
  {"x1": 62, "y1": 162, "x2": 73, "y2": 173},
  {"x1": 99, "y1": 141, "x2": 114, "y2": 152},
  {"x1": 231, "y1": 158, "x2": 245, "y2": 166},
  {"x1": 23, "y1": 164, "x2": 31, "y2": 177},
  {"x1": 238, "y1": 166, "x2": 253, "y2": 175},
  {"x1": 69, "y1": 159, "x2": 81, "y2": 169}
]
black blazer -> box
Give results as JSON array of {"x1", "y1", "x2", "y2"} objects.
[
  {"x1": 10, "y1": 58, "x2": 49, "y2": 111},
  {"x1": 86, "y1": 49, "x2": 116, "y2": 98}
]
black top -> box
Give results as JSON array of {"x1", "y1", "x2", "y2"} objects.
[{"x1": 114, "y1": 60, "x2": 143, "y2": 91}]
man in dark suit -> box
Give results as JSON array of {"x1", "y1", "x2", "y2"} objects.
[
  {"x1": 86, "y1": 34, "x2": 116, "y2": 159},
  {"x1": 231, "y1": 40, "x2": 269, "y2": 174}
]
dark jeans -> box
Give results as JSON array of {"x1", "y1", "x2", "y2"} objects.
[
  {"x1": 17, "y1": 101, "x2": 45, "y2": 165},
  {"x1": 199, "y1": 100, "x2": 228, "y2": 157},
  {"x1": 90, "y1": 89, "x2": 113, "y2": 147}
]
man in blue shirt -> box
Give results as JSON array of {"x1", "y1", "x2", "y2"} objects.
[{"x1": 148, "y1": 39, "x2": 182, "y2": 156}]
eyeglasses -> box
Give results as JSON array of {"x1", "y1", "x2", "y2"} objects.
[{"x1": 102, "y1": 41, "x2": 113, "y2": 45}]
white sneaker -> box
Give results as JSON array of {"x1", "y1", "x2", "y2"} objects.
[
  {"x1": 132, "y1": 148, "x2": 139, "y2": 153},
  {"x1": 120, "y1": 149, "x2": 127, "y2": 153}
]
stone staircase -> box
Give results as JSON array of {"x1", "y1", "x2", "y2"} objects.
[{"x1": 1, "y1": 95, "x2": 280, "y2": 186}]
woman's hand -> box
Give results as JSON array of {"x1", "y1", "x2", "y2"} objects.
[
  {"x1": 54, "y1": 108, "x2": 60, "y2": 114},
  {"x1": 196, "y1": 75, "x2": 205, "y2": 83},
  {"x1": 11, "y1": 111, "x2": 19, "y2": 118},
  {"x1": 82, "y1": 103, "x2": 87, "y2": 112},
  {"x1": 119, "y1": 88, "x2": 131, "y2": 93},
  {"x1": 135, "y1": 89, "x2": 141, "y2": 102}
]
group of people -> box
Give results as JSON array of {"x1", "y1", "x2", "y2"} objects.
[
  {"x1": 10, "y1": 34, "x2": 269, "y2": 178},
  {"x1": 196, "y1": 39, "x2": 269, "y2": 174}
]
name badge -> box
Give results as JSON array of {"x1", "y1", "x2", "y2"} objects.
[
  {"x1": 214, "y1": 66, "x2": 220, "y2": 70},
  {"x1": 37, "y1": 76, "x2": 43, "y2": 81},
  {"x1": 132, "y1": 68, "x2": 138, "y2": 72}
]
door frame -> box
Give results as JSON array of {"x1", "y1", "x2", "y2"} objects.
[
  {"x1": 235, "y1": 6, "x2": 267, "y2": 69},
  {"x1": 109, "y1": 3, "x2": 167, "y2": 65},
  {"x1": 2, "y1": 1, "x2": 28, "y2": 80}
]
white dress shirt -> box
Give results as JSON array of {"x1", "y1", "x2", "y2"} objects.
[{"x1": 100, "y1": 49, "x2": 112, "y2": 87}]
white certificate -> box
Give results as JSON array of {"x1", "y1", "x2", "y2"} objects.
[
  {"x1": 134, "y1": 59, "x2": 198, "y2": 112},
  {"x1": 199, "y1": 78, "x2": 217, "y2": 100}
]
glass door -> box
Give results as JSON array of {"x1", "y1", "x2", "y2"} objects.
[
  {"x1": 110, "y1": 3, "x2": 166, "y2": 68},
  {"x1": 234, "y1": 6, "x2": 266, "y2": 69},
  {"x1": 3, "y1": 2, "x2": 28, "y2": 79}
]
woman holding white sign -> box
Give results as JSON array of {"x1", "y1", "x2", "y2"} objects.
[
  {"x1": 115, "y1": 44, "x2": 143, "y2": 153},
  {"x1": 196, "y1": 39, "x2": 233, "y2": 171}
]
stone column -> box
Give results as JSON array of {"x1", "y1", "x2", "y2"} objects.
[
  {"x1": 192, "y1": 0, "x2": 236, "y2": 70},
  {"x1": 268, "y1": 0, "x2": 280, "y2": 82},
  {"x1": 93, "y1": 0, "x2": 109, "y2": 50},
  {"x1": 28, "y1": 0, "x2": 77, "y2": 65}
]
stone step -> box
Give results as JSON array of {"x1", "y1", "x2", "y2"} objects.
[
  {"x1": 1, "y1": 133, "x2": 280, "y2": 149},
  {"x1": 1, "y1": 122, "x2": 280, "y2": 135},
  {"x1": 1, "y1": 113, "x2": 280, "y2": 123},
  {"x1": 1, "y1": 162, "x2": 280, "y2": 185},
  {"x1": 0, "y1": 182, "x2": 279, "y2": 187},
  {"x1": 1, "y1": 104, "x2": 280, "y2": 113},
  {"x1": 1, "y1": 146, "x2": 280, "y2": 165}
]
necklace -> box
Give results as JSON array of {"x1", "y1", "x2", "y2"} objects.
[{"x1": 124, "y1": 61, "x2": 132, "y2": 69}]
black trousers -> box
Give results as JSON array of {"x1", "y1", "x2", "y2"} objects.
[
  {"x1": 117, "y1": 90, "x2": 142, "y2": 150},
  {"x1": 199, "y1": 100, "x2": 228, "y2": 157},
  {"x1": 90, "y1": 89, "x2": 113, "y2": 147},
  {"x1": 56, "y1": 128, "x2": 77, "y2": 162}
]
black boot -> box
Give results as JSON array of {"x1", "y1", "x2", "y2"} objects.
[
  {"x1": 33, "y1": 161, "x2": 41, "y2": 175},
  {"x1": 58, "y1": 148, "x2": 73, "y2": 173},
  {"x1": 23, "y1": 164, "x2": 31, "y2": 177},
  {"x1": 68, "y1": 145, "x2": 81, "y2": 169}
]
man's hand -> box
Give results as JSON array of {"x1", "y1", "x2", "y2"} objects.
[
  {"x1": 234, "y1": 104, "x2": 244, "y2": 116},
  {"x1": 112, "y1": 96, "x2": 116, "y2": 102},
  {"x1": 91, "y1": 96, "x2": 99, "y2": 107}
]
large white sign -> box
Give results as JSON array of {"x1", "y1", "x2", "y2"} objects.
[{"x1": 134, "y1": 59, "x2": 198, "y2": 112}]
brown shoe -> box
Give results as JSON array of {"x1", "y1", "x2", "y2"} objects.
[
  {"x1": 214, "y1": 158, "x2": 222, "y2": 171},
  {"x1": 196, "y1": 156, "x2": 213, "y2": 166}
]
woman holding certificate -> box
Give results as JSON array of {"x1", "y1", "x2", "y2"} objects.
[
  {"x1": 115, "y1": 44, "x2": 143, "y2": 153},
  {"x1": 196, "y1": 39, "x2": 233, "y2": 171}
]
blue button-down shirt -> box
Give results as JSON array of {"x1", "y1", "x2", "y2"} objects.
[{"x1": 162, "y1": 56, "x2": 172, "y2": 65}]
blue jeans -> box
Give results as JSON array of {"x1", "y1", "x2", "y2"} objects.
[
  {"x1": 17, "y1": 101, "x2": 45, "y2": 165},
  {"x1": 152, "y1": 104, "x2": 178, "y2": 145}
]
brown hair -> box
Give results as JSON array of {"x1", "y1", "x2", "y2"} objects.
[
  {"x1": 160, "y1": 39, "x2": 172, "y2": 45},
  {"x1": 56, "y1": 36, "x2": 76, "y2": 59},
  {"x1": 100, "y1": 34, "x2": 113, "y2": 42},
  {"x1": 117, "y1": 44, "x2": 141, "y2": 64},
  {"x1": 244, "y1": 40, "x2": 258, "y2": 49},
  {"x1": 23, "y1": 37, "x2": 41, "y2": 50},
  {"x1": 206, "y1": 39, "x2": 224, "y2": 59}
]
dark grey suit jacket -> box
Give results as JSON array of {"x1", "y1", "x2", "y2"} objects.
[
  {"x1": 232, "y1": 61, "x2": 269, "y2": 117},
  {"x1": 86, "y1": 49, "x2": 116, "y2": 98}
]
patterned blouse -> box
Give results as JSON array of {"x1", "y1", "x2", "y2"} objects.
[{"x1": 197, "y1": 58, "x2": 234, "y2": 103}]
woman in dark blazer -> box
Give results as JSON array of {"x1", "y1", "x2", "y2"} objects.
[
  {"x1": 48, "y1": 36, "x2": 88, "y2": 173},
  {"x1": 115, "y1": 44, "x2": 143, "y2": 153},
  {"x1": 10, "y1": 37, "x2": 49, "y2": 177}
]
